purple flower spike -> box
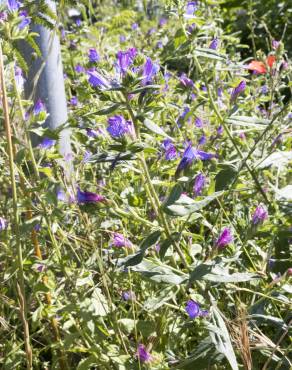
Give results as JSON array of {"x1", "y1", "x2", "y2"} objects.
[
  {"x1": 142, "y1": 57, "x2": 159, "y2": 85},
  {"x1": 77, "y1": 188, "x2": 105, "y2": 204},
  {"x1": 137, "y1": 344, "x2": 152, "y2": 363},
  {"x1": 33, "y1": 99, "x2": 46, "y2": 115},
  {"x1": 38, "y1": 137, "x2": 56, "y2": 149},
  {"x1": 7, "y1": 0, "x2": 21, "y2": 12},
  {"x1": 193, "y1": 173, "x2": 206, "y2": 196},
  {"x1": 107, "y1": 115, "x2": 131, "y2": 138},
  {"x1": 216, "y1": 227, "x2": 233, "y2": 249},
  {"x1": 230, "y1": 80, "x2": 246, "y2": 102},
  {"x1": 112, "y1": 233, "x2": 132, "y2": 248},
  {"x1": 88, "y1": 48, "x2": 100, "y2": 63},
  {"x1": 209, "y1": 38, "x2": 219, "y2": 50},
  {"x1": 0, "y1": 217, "x2": 7, "y2": 231},
  {"x1": 186, "y1": 299, "x2": 200, "y2": 319},
  {"x1": 117, "y1": 48, "x2": 137, "y2": 75},
  {"x1": 179, "y1": 73, "x2": 194, "y2": 88},
  {"x1": 252, "y1": 205, "x2": 268, "y2": 225},
  {"x1": 87, "y1": 70, "x2": 110, "y2": 89}
]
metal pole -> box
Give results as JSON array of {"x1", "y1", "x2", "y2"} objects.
[{"x1": 20, "y1": 1, "x2": 71, "y2": 163}]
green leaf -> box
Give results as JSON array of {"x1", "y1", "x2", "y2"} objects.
[
  {"x1": 189, "y1": 263, "x2": 213, "y2": 282},
  {"x1": 119, "y1": 231, "x2": 161, "y2": 268},
  {"x1": 162, "y1": 184, "x2": 183, "y2": 213},
  {"x1": 166, "y1": 191, "x2": 224, "y2": 216},
  {"x1": 194, "y1": 47, "x2": 227, "y2": 61},
  {"x1": 159, "y1": 232, "x2": 180, "y2": 260},
  {"x1": 215, "y1": 166, "x2": 238, "y2": 191},
  {"x1": 226, "y1": 115, "x2": 269, "y2": 129},
  {"x1": 143, "y1": 118, "x2": 171, "y2": 138},
  {"x1": 203, "y1": 272, "x2": 260, "y2": 283},
  {"x1": 208, "y1": 305, "x2": 239, "y2": 370},
  {"x1": 130, "y1": 259, "x2": 187, "y2": 285}
]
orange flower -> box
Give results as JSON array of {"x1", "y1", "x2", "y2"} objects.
[
  {"x1": 247, "y1": 60, "x2": 267, "y2": 74},
  {"x1": 267, "y1": 55, "x2": 276, "y2": 68}
]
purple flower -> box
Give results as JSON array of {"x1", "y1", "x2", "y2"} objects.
[
  {"x1": 75, "y1": 18, "x2": 81, "y2": 27},
  {"x1": 142, "y1": 57, "x2": 159, "y2": 85},
  {"x1": 198, "y1": 134, "x2": 206, "y2": 146},
  {"x1": 119, "y1": 35, "x2": 126, "y2": 43},
  {"x1": 83, "y1": 150, "x2": 92, "y2": 163},
  {"x1": 176, "y1": 144, "x2": 216, "y2": 175},
  {"x1": 209, "y1": 38, "x2": 219, "y2": 50},
  {"x1": 14, "y1": 66, "x2": 24, "y2": 89},
  {"x1": 218, "y1": 87, "x2": 223, "y2": 97},
  {"x1": 179, "y1": 73, "x2": 194, "y2": 88},
  {"x1": 137, "y1": 344, "x2": 152, "y2": 363},
  {"x1": 107, "y1": 115, "x2": 131, "y2": 138},
  {"x1": 86, "y1": 128, "x2": 99, "y2": 138},
  {"x1": 193, "y1": 173, "x2": 206, "y2": 196},
  {"x1": 216, "y1": 227, "x2": 233, "y2": 249},
  {"x1": 33, "y1": 99, "x2": 46, "y2": 115},
  {"x1": 230, "y1": 80, "x2": 246, "y2": 102},
  {"x1": 195, "y1": 117, "x2": 203, "y2": 128},
  {"x1": 122, "y1": 290, "x2": 136, "y2": 301},
  {"x1": 18, "y1": 16, "x2": 30, "y2": 30},
  {"x1": 162, "y1": 139, "x2": 177, "y2": 160},
  {"x1": 0, "y1": 217, "x2": 7, "y2": 231},
  {"x1": 186, "y1": 299, "x2": 200, "y2": 318},
  {"x1": 185, "y1": 1, "x2": 197, "y2": 18},
  {"x1": 0, "y1": 12, "x2": 8, "y2": 22},
  {"x1": 77, "y1": 188, "x2": 105, "y2": 204},
  {"x1": 252, "y1": 205, "x2": 268, "y2": 225},
  {"x1": 38, "y1": 137, "x2": 56, "y2": 149},
  {"x1": 272, "y1": 40, "x2": 280, "y2": 50},
  {"x1": 70, "y1": 96, "x2": 78, "y2": 106},
  {"x1": 7, "y1": 0, "x2": 21, "y2": 12},
  {"x1": 131, "y1": 23, "x2": 138, "y2": 30},
  {"x1": 156, "y1": 41, "x2": 163, "y2": 49},
  {"x1": 116, "y1": 48, "x2": 137, "y2": 75},
  {"x1": 112, "y1": 233, "x2": 132, "y2": 248},
  {"x1": 75, "y1": 64, "x2": 85, "y2": 73},
  {"x1": 87, "y1": 70, "x2": 110, "y2": 89},
  {"x1": 217, "y1": 125, "x2": 223, "y2": 136},
  {"x1": 159, "y1": 17, "x2": 167, "y2": 27},
  {"x1": 261, "y1": 85, "x2": 268, "y2": 94},
  {"x1": 88, "y1": 48, "x2": 100, "y2": 63}
]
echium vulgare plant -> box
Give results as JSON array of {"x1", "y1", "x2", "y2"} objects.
[{"x1": 0, "y1": 0, "x2": 291, "y2": 369}]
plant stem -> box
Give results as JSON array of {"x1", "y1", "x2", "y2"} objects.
[
  {"x1": 123, "y1": 94, "x2": 188, "y2": 268},
  {"x1": 193, "y1": 55, "x2": 271, "y2": 207},
  {"x1": 0, "y1": 42, "x2": 32, "y2": 370}
]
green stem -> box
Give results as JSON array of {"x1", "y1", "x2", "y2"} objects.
[
  {"x1": 0, "y1": 43, "x2": 33, "y2": 370},
  {"x1": 123, "y1": 94, "x2": 188, "y2": 268},
  {"x1": 193, "y1": 54, "x2": 271, "y2": 207}
]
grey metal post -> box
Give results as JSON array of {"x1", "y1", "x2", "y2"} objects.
[{"x1": 20, "y1": 1, "x2": 71, "y2": 163}]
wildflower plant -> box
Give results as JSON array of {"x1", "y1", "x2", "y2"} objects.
[{"x1": 0, "y1": 1, "x2": 291, "y2": 369}]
